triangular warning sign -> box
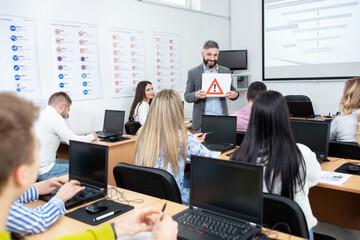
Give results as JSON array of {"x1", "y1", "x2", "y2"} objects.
[{"x1": 206, "y1": 78, "x2": 224, "y2": 95}]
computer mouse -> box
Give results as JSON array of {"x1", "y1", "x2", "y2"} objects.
[
  {"x1": 85, "y1": 202, "x2": 108, "y2": 214},
  {"x1": 109, "y1": 136, "x2": 119, "y2": 142},
  {"x1": 346, "y1": 164, "x2": 360, "y2": 173}
]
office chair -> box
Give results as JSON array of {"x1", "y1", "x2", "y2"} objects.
[
  {"x1": 113, "y1": 162, "x2": 182, "y2": 203},
  {"x1": 263, "y1": 193, "x2": 310, "y2": 238},
  {"x1": 124, "y1": 121, "x2": 141, "y2": 135},
  {"x1": 328, "y1": 141, "x2": 360, "y2": 160},
  {"x1": 284, "y1": 95, "x2": 311, "y2": 102},
  {"x1": 236, "y1": 131, "x2": 246, "y2": 146}
]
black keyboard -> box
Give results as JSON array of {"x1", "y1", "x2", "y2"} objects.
[
  {"x1": 202, "y1": 142, "x2": 232, "y2": 152},
  {"x1": 50, "y1": 186, "x2": 101, "y2": 200},
  {"x1": 174, "y1": 210, "x2": 252, "y2": 240}
]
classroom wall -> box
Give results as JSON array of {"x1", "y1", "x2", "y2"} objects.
[
  {"x1": 0, "y1": 0, "x2": 230, "y2": 133},
  {"x1": 229, "y1": 0, "x2": 346, "y2": 115}
]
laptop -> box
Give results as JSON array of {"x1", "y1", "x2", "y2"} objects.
[
  {"x1": 201, "y1": 115, "x2": 237, "y2": 152},
  {"x1": 286, "y1": 101, "x2": 315, "y2": 118},
  {"x1": 40, "y1": 141, "x2": 108, "y2": 209},
  {"x1": 96, "y1": 110, "x2": 125, "y2": 138},
  {"x1": 290, "y1": 119, "x2": 331, "y2": 162},
  {"x1": 174, "y1": 156, "x2": 263, "y2": 240}
]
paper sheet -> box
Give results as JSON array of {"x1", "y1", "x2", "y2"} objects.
[{"x1": 319, "y1": 171, "x2": 352, "y2": 186}]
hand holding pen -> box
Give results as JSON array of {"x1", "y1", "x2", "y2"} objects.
[{"x1": 194, "y1": 131, "x2": 213, "y2": 143}]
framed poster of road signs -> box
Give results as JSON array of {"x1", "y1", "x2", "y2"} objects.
[{"x1": 201, "y1": 73, "x2": 231, "y2": 97}]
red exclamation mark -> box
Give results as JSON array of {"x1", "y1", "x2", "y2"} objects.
[{"x1": 214, "y1": 83, "x2": 217, "y2": 92}]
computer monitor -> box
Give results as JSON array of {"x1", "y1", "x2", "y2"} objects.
[
  {"x1": 190, "y1": 155, "x2": 263, "y2": 225},
  {"x1": 217, "y1": 50, "x2": 248, "y2": 71},
  {"x1": 69, "y1": 141, "x2": 108, "y2": 189},
  {"x1": 103, "y1": 110, "x2": 125, "y2": 133},
  {"x1": 290, "y1": 119, "x2": 331, "y2": 160},
  {"x1": 202, "y1": 115, "x2": 237, "y2": 144}
]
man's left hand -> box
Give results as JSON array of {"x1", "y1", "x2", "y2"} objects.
[
  {"x1": 35, "y1": 177, "x2": 66, "y2": 195},
  {"x1": 224, "y1": 91, "x2": 238, "y2": 100}
]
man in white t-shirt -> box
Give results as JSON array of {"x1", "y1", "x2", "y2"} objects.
[{"x1": 35, "y1": 92, "x2": 97, "y2": 181}]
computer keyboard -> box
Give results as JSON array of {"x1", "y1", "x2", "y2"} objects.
[
  {"x1": 174, "y1": 210, "x2": 252, "y2": 240},
  {"x1": 50, "y1": 185, "x2": 101, "y2": 200},
  {"x1": 202, "y1": 142, "x2": 232, "y2": 152}
]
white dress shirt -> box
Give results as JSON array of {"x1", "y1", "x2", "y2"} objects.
[
  {"x1": 34, "y1": 105, "x2": 95, "y2": 175},
  {"x1": 134, "y1": 101, "x2": 150, "y2": 125}
]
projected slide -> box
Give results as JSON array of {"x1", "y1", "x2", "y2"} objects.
[{"x1": 263, "y1": 0, "x2": 360, "y2": 80}]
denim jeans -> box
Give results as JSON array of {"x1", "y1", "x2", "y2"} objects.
[
  {"x1": 309, "y1": 229, "x2": 314, "y2": 240},
  {"x1": 38, "y1": 163, "x2": 69, "y2": 181}
]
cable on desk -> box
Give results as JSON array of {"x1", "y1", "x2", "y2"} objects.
[{"x1": 105, "y1": 186, "x2": 144, "y2": 204}]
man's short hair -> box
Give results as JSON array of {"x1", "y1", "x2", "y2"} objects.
[
  {"x1": 203, "y1": 40, "x2": 219, "y2": 50},
  {"x1": 0, "y1": 92, "x2": 39, "y2": 192},
  {"x1": 247, "y1": 81, "x2": 267, "y2": 101},
  {"x1": 48, "y1": 92, "x2": 72, "y2": 106}
]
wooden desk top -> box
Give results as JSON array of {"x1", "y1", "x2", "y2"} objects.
[
  {"x1": 92, "y1": 134, "x2": 136, "y2": 146},
  {"x1": 146, "y1": 199, "x2": 305, "y2": 240},
  {"x1": 26, "y1": 185, "x2": 160, "y2": 240}
]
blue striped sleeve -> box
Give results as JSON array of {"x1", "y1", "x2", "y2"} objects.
[
  {"x1": 17, "y1": 186, "x2": 39, "y2": 203},
  {"x1": 6, "y1": 196, "x2": 66, "y2": 234}
]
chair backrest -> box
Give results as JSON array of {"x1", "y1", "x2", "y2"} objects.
[
  {"x1": 124, "y1": 121, "x2": 141, "y2": 135},
  {"x1": 236, "y1": 131, "x2": 246, "y2": 146},
  {"x1": 113, "y1": 162, "x2": 182, "y2": 203},
  {"x1": 263, "y1": 193, "x2": 309, "y2": 239},
  {"x1": 284, "y1": 95, "x2": 311, "y2": 102},
  {"x1": 328, "y1": 141, "x2": 360, "y2": 160}
]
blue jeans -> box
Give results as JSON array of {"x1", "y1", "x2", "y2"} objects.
[
  {"x1": 38, "y1": 163, "x2": 69, "y2": 181},
  {"x1": 309, "y1": 229, "x2": 314, "y2": 240}
]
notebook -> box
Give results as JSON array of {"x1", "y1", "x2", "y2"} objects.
[
  {"x1": 96, "y1": 110, "x2": 125, "y2": 138},
  {"x1": 174, "y1": 155, "x2": 263, "y2": 240},
  {"x1": 201, "y1": 115, "x2": 237, "y2": 152},
  {"x1": 40, "y1": 141, "x2": 108, "y2": 209},
  {"x1": 290, "y1": 119, "x2": 331, "y2": 162},
  {"x1": 286, "y1": 101, "x2": 315, "y2": 118}
]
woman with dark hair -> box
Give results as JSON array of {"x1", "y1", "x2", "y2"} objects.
[
  {"x1": 129, "y1": 81, "x2": 154, "y2": 125},
  {"x1": 230, "y1": 90, "x2": 321, "y2": 239}
]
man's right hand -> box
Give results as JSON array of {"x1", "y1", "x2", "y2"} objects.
[
  {"x1": 151, "y1": 214, "x2": 178, "y2": 240},
  {"x1": 195, "y1": 90, "x2": 206, "y2": 99},
  {"x1": 55, "y1": 180, "x2": 85, "y2": 202},
  {"x1": 88, "y1": 131, "x2": 97, "y2": 139}
]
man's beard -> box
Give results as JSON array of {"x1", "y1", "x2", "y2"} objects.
[{"x1": 203, "y1": 58, "x2": 217, "y2": 69}]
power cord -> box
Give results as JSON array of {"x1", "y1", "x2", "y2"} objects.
[{"x1": 105, "y1": 186, "x2": 144, "y2": 204}]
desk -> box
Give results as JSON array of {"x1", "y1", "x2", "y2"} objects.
[
  {"x1": 26, "y1": 187, "x2": 305, "y2": 240},
  {"x1": 56, "y1": 135, "x2": 136, "y2": 186},
  {"x1": 308, "y1": 158, "x2": 360, "y2": 230}
]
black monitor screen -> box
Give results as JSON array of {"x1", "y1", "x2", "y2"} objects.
[
  {"x1": 202, "y1": 115, "x2": 237, "y2": 144},
  {"x1": 217, "y1": 50, "x2": 248, "y2": 70},
  {"x1": 191, "y1": 156, "x2": 263, "y2": 225},
  {"x1": 69, "y1": 141, "x2": 108, "y2": 188},
  {"x1": 290, "y1": 120, "x2": 330, "y2": 157},
  {"x1": 103, "y1": 110, "x2": 125, "y2": 132}
]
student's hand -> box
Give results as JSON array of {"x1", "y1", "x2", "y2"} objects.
[
  {"x1": 114, "y1": 208, "x2": 160, "y2": 237},
  {"x1": 55, "y1": 180, "x2": 85, "y2": 202},
  {"x1": 225, "y1": 91, "x2": 238, "y2": 99},
  {"x1": 88, "y1": 131, "x2": 97, "y2": 139},
  {"x1": 35, "y1": 177, "x2": 66, "y2": 195},
  {"x1": 151, "y1": 214, "x2": 178, "y2": 240},
  {"x1": 193, "y1": 133, "x2": 206, "y2": 143},
  {"x1": 195, "y1": 90, "x2": 206, "y2": 99}
]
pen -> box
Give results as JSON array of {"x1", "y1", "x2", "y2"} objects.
[
  {"x1": 93, "y1": 209, "x2": 122, "y2": 222},
  {"x1": 159, "y1": 203, "x2": 167, "y2": 220},
  {"x1": 199, "y1": 131, "x2": 214, "y2": 137}
]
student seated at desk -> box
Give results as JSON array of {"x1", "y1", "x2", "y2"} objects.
[
  {"x1": 7, "y1": 177, "x2": 85, "y2": 234},
  {"x1": 330, "y1": 77, "x2": 360, "y2": 144},
  {"x1": 35, "y1": 92, "x2": 97, "y2": 181},
  {"x1": 231, "y1": 81, "x2": 267, "y2": 132},
  {"x1": 230, "y1": 91, "x2": 321, "y2": 240},
  {"x1": 135, "y1": 89, "x2": 218, "y2": 205},
  {"x1": 0, "y1": 92, "x2": 177, "y2": 240},
  {"x1": 129, "y1": 81, "x2": 154, "y2": 125}
]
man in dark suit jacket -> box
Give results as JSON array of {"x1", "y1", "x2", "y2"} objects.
[{"x1": 184, "y1": 40, "x2": 239, "y2": 132}]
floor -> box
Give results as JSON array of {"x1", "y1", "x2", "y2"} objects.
[{"x1": 313, "y1": 222, "x2": 360, "y2": 240}]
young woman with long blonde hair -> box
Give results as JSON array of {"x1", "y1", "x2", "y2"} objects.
[
  {"x1": 135, "y1": 89, "x2": 218, "y2": 205},
  {"x1": 330, "y1": 77, "x2": 360, "y2": 145}
]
